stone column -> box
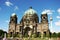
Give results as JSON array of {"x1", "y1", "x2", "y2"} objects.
[
  {"x1": 33, "y1": 27, "x2": 36, "y2": 34},
  {"x1": 33, "y1": 26, "x2": 37, "y2": 34},
  {"x1": 20, "y1": 26, "x2": 23, "y2": 37}
]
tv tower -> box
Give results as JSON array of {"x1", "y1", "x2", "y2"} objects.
[{"x1": 50, "y1": 16, "x2": 53, "y2": 33}]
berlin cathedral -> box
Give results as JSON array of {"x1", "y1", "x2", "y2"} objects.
[{"x1": 8, "y1": 7, "x2": 50, "y2": 37}]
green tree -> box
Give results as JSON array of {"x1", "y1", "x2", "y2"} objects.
[
  {"x1": 0, "y1": 30, "x2": 7, "y2": 38},
  {"x1": 57, "y1": 32, "x2": 60, "y2": 37},
  {"x1": 49, "y1": 32, "x2": 52, "y2": 38},
  {"x1": 51, "y1": 32, "x2": 57, "y2": 38}
]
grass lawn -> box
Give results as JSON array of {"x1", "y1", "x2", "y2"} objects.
[{"x1": 23, "y1": 37, "x2": 57, "y2": 40}]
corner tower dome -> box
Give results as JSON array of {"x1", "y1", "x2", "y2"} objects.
[
  {"x1": 24, "y1": 7, "x2": 37, "y2": 15},
  {"x1": 11, "y1": 13, "x2": 16, "y2": 16}
]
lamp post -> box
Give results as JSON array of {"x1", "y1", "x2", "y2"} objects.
[
  {"x1": 3, "y1": 33, "x2": 7, "y2": 40},
  {"x1": 4, "y1": 33, "x2": 6, "y2": 38}
]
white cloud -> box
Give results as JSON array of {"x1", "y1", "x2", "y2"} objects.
[
  {"x1": 5, "y1": 20, "x2": 9, "y2": 23},
  {"x1": 57, "y1": 16, "x2": 60, "y2": 19},
  {"x1": 42, "y1": 9, "x2": 54, "y2": 15},
  {"x1": 5, "y1": 1, "x2": 13, "y2": 7},
  {"x1": 55, "y1": 20, "x2": 60, "y2": 26},
  {"x1": 57, "y1": 8, "x2": 60, "y2": 14},
  {"x1": 14, "y1": 6, "x2": 19, "y2": 11}
]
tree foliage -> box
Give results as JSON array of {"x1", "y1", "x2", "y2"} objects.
[
  {"x1": 57, "y1": 32, "x2": 60, "y2": 37},
  {"x1": 0, "y1": 30, "x2": 7, "y2": 38}
]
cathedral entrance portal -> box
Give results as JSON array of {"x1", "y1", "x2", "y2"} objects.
[{"x1": 24, "y1": 27, "x2": 32, "y2": 37}]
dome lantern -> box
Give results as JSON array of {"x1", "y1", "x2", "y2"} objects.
[{"x1": 29, "y1": 7, "x2": 32, "y2": 9}]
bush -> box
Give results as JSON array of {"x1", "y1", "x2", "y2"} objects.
[
  {"x1": 39, "y1": 33, "x2": 41, "y2": 37},
  {"x1": 32, "y1": 34, "x2": 37, "y2": 38}
]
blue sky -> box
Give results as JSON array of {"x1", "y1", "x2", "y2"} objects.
[{"x1": 0, "y1": 0, "x2": 60, "y2": 33}]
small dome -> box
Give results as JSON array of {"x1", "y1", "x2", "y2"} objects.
[
  {"x1": 11, "y1": 13, "x2": 16, "y2": 16},
  {"x1": 24, "y1": 7, "x2": 37, "y2": 15}
]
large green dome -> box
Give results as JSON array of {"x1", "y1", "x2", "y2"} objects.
[{"x1": 20, "y1": 7, "x2": 39, "y2": 23}]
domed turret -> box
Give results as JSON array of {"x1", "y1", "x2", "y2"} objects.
[{"x1": 11, "y1": 13, "x2": 16, "y2": 16}]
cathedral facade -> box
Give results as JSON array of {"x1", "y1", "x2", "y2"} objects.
[{"x1": 8, "y1": 7, "x2": 49, "y2": 37}]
